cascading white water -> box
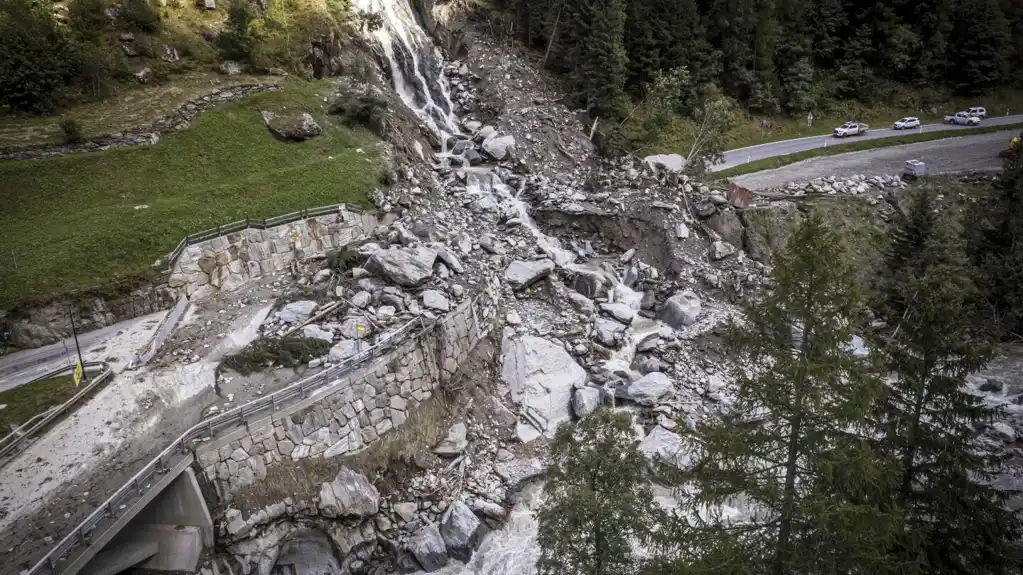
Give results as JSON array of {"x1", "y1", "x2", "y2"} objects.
[
  {"x1": 353, "y1": 0, "x2": 461, "y2": 137},
  {"x1": 422, "y1": 489, "x2": 544, "y2": 575},
  {"x1": 463, "y1": 168, "x2": 577, "y2": 267}
]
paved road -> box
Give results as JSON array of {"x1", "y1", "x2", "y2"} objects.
[
  {"x1": 731, "y1": 130, "x2": 1011, "y2": 191},
  {"x1": 713, "y1": 114, "x2": 1023, "y2": 172},
  {"x1": 0, "y1": 316, "x2": 156, "y2": 391}
]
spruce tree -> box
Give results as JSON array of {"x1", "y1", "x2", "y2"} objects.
[
  {"x1": 578, "y1": 0, "x2": 628, "y2": 119},
  {"x1": 970, "y1": 142, "x2": 1023, "y2": 335},
  {"x1": 537, "y1": 409, "x2": 662, "y2": 575},
  {"x1": 948, "y1": 0, "x2": 1012, "y2": 93},
  {"x1": 874, "y1": 187, "x2": 1022, "y2": 573},
  {"x1": 663, "y1": 213, "x2": 903, "y2": 574}
]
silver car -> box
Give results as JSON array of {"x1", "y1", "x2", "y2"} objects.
[{"x1": 893, "y1": 117, "x2": 920, "y2": 130}]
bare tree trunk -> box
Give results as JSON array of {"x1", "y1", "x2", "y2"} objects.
[{"x1": 542, "y1": 8, "x2": 561, "y2": 70}]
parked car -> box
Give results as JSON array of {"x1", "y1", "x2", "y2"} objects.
[
  {"x1": 833, "y1": 122, "x2": 869, "y2": 137},
  {"x1": 944, "y1": 111, "x2": 981, "y2": 126},
  {"x1": 968, "y1": 106, "x2": 988, "y2": 118},
  {"x1": 893, "y1": 117, "x2": 921, "y2": 130}
]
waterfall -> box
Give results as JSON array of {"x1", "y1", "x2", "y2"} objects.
[{"x1": 353, "y1": 0, "x2": 461, "y2": 137}]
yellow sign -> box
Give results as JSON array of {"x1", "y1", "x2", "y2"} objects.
[
  {"x1": 73, "y1": 362, "x2": 84, "y2": 387},
  {"x1": 355, "y1": 324, "x2": 366, "y2": 334}
]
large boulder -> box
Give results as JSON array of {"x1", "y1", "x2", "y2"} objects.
[
  {"x1": 433, "y1": 422, "x2": 468, "y2": 456},
  {"x1": 303, "y1": 324, "x2": 334, "y2": 342},
  {"x1": 643, "y1": 153, "x2": 686, "y2": 174},
  {"x1": 502, "y1": 333, "x2": 587, "y2": 437},
  {"x1": 504, "y1": 259, "x2": 555, "y2": 290},
  {"x1": 659, "y1": 291, "x2": 701, "y2": 328},
  {"x1": 261, "y1": 110, "x2": 322, "y2": 142},
  {"x1": 439, "y1": 500, "x2": 481, "y2": 561},
  {"x1": 572, "y1": 387, "x2": 602, "y2": 418},
  {"x1": 421, "y1": 290, "x2": 451, "y2": 312},
  {"x1": 709, "y1": 241, "x2": 738, "y2": 261},
  {"x1": 328, "y1": 339, "x2": 359, "y2": 362},
  {"x1": 600, "y1": 302, "x2": 636, "y2": 324},
  {"x1": 570, "y1": 267, "x2": 611, "y2": 299},
  {"x1": 366, "y1": 246, "x2": 438, "y2": 287},
  {"x1": 318, "y1": 469, "x2": 379, "y2": 518},
  {"x1": 623, "y1": 372, "x2": 673, "y2": 406},
  {"x1": 279, "y1": 300, "x2": 318, "y2": 323},
  {"x1": 639, "y1": 425, "x2": 692, "y2": 469},
  {"x1": 409, "y1": 524, "x2": 448, "y2": 572},
  {"x1": 594, "y1": 317, "x2": 625, "y2": 347},
  {"x1": 706, "y1": 210, "x2": 745, "y2": 249},
  {"x1": 482, "y1": 135, "x2": 516, "y2": 160}
]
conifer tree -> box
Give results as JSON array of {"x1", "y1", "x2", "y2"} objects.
[
  {"x1": 663, "y1": 213, "x2": 903, "y2": 575},
  {"x1": 874, "y1": 186, "x2": 1022, "y2": 573},
  {"x1": 537, "y1": 409, "x2": 662, "y2": 575},
  {"x1": 577, "y1": 0, "x2": 628, "y2": 119}
]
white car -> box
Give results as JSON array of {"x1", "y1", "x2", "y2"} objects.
[
  {"x1": 944, "y1": 111, "x2": 981, "y2": 126},
  {"x1": 893, "y1": 117, "x2": 920, "y2": 130},
  {"x1": 968, "y1": 107, "x2": 987, "y2": 118},
  {"x1": 833, "y1": 122, "x2": 869, "y2": 137}
]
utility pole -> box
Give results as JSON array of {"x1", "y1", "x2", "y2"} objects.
[{"x1": 68, "y1": 305, "x2": 85, "y2": 380}]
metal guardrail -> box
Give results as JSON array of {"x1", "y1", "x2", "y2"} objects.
[
  {"x1": 0, "y1": 362, "x2": 112, "y2": 461},
  {"x1": 163, "y1": 203, "x2": 367, "y2": 266},
  {"x1": 27, "y1": 315, "x2": 430, "y2": 575}
]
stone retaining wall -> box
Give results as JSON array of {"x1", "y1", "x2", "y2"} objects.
[
  {"x1": 168, "y1": 206, "x2": 378, "y2": 298},
  {"x1": 194, "y1": 279, "x2": 500, "y2": 499},
  {"x1": 0, "y1": 84, "x2": 280, "y2": 161}
]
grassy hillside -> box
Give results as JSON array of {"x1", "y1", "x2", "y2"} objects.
[{"x1": 0, "y1": 79, "x2": 383, "y2": 308}]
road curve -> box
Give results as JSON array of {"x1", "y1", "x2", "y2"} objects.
[{"x1": 712, "y1": 114, "x2": 1023, "y2": 172}]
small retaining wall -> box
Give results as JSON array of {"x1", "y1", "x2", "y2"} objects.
[
  {"x1": 194, "y1": 279, "x2": 500, "y2": 499},
  {"x1": 168, "y1": 206, "x2": 379, "y2": 298},
  {"x1": 0, "y1": 84, "x2": 280, "y2": 161}
]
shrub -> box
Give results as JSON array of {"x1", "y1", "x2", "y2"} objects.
[
  {"x1": 68, "y1": 0, "x2": 108, "y2": 43},
  {"x1": 0, "y1": 0, "x2": 79, "y2": 113},
  {"x1": 121, "y1": 0, "x2": 161, "y2": 33},
  {"x1": 60, "y1": 119, "x2": 84, "y2": 144},
  {"x1": 217, "y1": 1, "x2": 260, "y2": 64},
  {"x1": 221, "y1": 336, "x2": 332, "y2": 375}
]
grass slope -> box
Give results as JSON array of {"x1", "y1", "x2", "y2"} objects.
[
  {"x1": 0, "y1": 79, "x2": 382, "y2": 308},
  {"x1": 716, "y1": 123, "x2": 1023, "y2": 179},
  {"x1": 0, "y1": 374, "x2": 77, "y2": 431}
]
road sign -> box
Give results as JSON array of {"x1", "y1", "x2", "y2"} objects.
[
  {"x1": 73, "y1": 362, "x2": 84, "y2": 387},
  {"x1": 356, "y1": 324, "x2": 366, "y2": 334}
]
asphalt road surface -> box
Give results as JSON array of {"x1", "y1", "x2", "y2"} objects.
[
  {"x1": 731, "y1": 130, "x2": 1013, "y2": 191},
  {"x1": 713, "y1": 114, "x2": 1023, "y2": 172}
]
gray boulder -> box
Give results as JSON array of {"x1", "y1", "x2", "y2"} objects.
[
  {"x1": 319, "y1": 469, "x2": 378, "y2": 518},
  {"x1": 366, "y1": 246, "x2": 438, "y2": 287},
  {"x1": 328, "y1": 340, "x2": 359, "y2": 362},
  {"x1": 482, "y1": 135, "x2": 516, "y2": 160},
  {"x1": 475, "y1": 125, "x2": 496, "y2": 142},
  {"x1": 600, "y1": 302, "x2": 636, "y2": 324},
  {"x1": 409, "y1": 524, "x2": 448, "y2": 572},
  {"x1": 572, "y1": 387, "x2": 602, "y2": 418},
  {"x1": 504, "y1": 259, "x2": 555, "y2": 290},
  {"x1": 502, "y1": 334, "x2": 587, "y2": 437},
  {"x1": 439, "y1": 501, "x2": 481, "y2": 561},
  {"x1": 302, "y1": 324, "x2": 334, "y2": 342},
  {"x1": 350, "y1": 291, "x2": 372, "y2": 308},
  {"x1": 569, "y1": 267, "x2": 611, "y2": 299},
  {"x1": 422, "y1": 290, "x2": 451, "y2": 312},
  {"x1": 643, "y1": 153, "x2": 686, "y2": 174},
  {"x1": 261, "y1": 110, "x2": 321, "y2": 142},
  {"x1": 279, "y1": 300, "x2": 318, "y2": 323},
  {"x1": 434, "y1": 422, "x2": 468, "y2": 456},
  {"x1": 707, "y1": 210, "x2": 745, "y2": 249},
  {"x1": 624, "y1": 372, "x2": 673, "y2": 406},
  {"x1": 433, "y1": 245, "x2": 464, "y2": 274},
  {"x1": 660, "y1": 290, "x2": 701, "y2": 328},
  {"x1": 595, "y1": 318, "x2": 625, "y2": 347},
  {"x1": 639, "y1": 425, "x2": 691, "y2": 469},
  {"x1": 709, "y1": 241, "x2": 738, "y2": 261}
]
